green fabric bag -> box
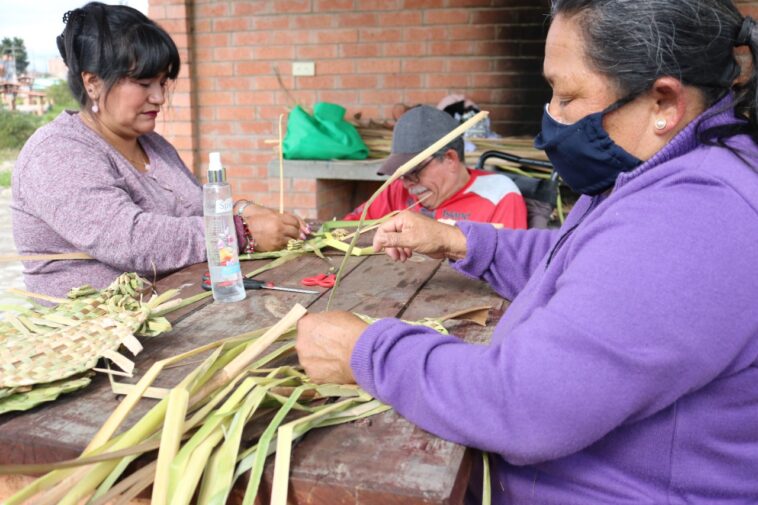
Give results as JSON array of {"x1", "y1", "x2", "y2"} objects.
[{"x1": 283, "y1": 102, "x2": 368, "y2": 160}]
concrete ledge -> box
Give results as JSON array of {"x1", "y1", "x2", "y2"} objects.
[{"x1": 267, "y1": 159, "x2": 387, "y2": 181}]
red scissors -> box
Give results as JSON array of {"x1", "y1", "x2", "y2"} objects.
[{"x1": 300, "y1": 273, "x2": 336, "y2": 288}]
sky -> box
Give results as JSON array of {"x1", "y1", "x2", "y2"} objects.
[{"x1": 0, "y1": 0, "x2": 148, "y2": 74}]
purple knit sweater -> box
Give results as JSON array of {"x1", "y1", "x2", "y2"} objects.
[
  {"x1": 12, "y1": 111, "x2": 207, "y2": 297},
  {"x1": 351, "y1": 99, "x2": 758, "y2": 503}
]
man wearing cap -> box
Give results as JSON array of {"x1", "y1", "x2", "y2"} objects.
[{"x1": 344, "y1": 105, "x2": 527, "y2": 229}]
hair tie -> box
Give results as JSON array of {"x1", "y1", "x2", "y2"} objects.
[{"x1": 736, "y1": 16, "x2": 756, "y2": 47}]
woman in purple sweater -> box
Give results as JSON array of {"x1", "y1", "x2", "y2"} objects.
[
  {"x1": 297, "y1": 0, "x2": 758, "y2": 503},
  {"x1": 11, "y1": 2, "x2": 306, "y2": 297}
]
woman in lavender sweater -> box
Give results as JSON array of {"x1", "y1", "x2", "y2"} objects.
[
  {"x1": 297, "y1": 0, "x2": 758, "y2": 503},
  {"x1": 11, "y1": 2, "x2": 307, "y2": 298}
]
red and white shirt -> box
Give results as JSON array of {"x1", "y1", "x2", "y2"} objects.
[{"x1": 344, "y1": 169, "x2": 527, "y2": 229}]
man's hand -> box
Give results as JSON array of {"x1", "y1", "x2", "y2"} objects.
[
  {"x1": 241, "y1": 204, "x2": 309, "y2": 252},
  {"x1": 372, "y1": 212, "x2": 468, "y2": 262},
  {"x1": 295, "y1": 311, "x2": 368, "y2": 384}
]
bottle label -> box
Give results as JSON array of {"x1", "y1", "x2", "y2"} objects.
[{"x1": 215, "y1": 198, "x2": 233, "y2": 214}]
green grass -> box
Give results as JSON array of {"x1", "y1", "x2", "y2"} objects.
[{"x1": 0, "y1": 170, "x2": 11, "y2": 188}]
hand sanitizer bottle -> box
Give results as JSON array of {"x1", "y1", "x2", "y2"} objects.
[{"x1": 203, "y1": 152, "x2": 246, "y2": 303}]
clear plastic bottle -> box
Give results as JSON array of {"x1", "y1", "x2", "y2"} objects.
[{"x1": 203, "y1": 152, "x2": 246, "y2": 303}]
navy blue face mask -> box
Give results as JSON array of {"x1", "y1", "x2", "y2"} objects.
[{"x1": 534, "y1": 101, "x2": 643, "y2": 196}]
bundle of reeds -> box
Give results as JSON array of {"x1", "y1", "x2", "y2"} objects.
[
  {"x1": 1, "y1": 303, "x2": 492, "y2": 505},
  {"x1": 0, "y1": 273, "x2": 178, "y2": 414}
]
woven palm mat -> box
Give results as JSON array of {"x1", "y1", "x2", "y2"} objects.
[{"x1": 0, "y1": 273, "x2": 171, "y2": 390}]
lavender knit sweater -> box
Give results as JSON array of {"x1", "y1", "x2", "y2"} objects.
[
  {"x1": 351, "y1": 98, "x2": 758, "y2": 503},
  {"x1": 12, "y1": 111, "x2": 207, "y2": 297}
]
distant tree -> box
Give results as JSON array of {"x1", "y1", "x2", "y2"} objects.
[
  {"x1": 1, "y1": 37, "x2": 29, "y2": 75},
  {"x1": 45, "y1": 80, "x2": 77, "y2": 109}
]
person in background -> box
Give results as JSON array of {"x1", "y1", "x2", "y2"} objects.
[
  {"x1": 11, "y1": 2, "x2": 307, "y2": 298},
  {"x1": 296, "y1": 0, "x2": 758, "y2": 502},
  {"x1": 343, "y1": 105, "x2": 528, "y2": 229}
]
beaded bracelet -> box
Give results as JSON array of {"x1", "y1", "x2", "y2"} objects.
[
  {"x1": 234, "y1": 200, "x2": 256, "y2": 253},
  {"x1": 240, "y1": 218, "x2": 256, "y2": 254}
]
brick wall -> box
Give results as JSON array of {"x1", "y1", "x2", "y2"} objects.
[
  {"x1": 148, "y1": 0, "x2": 552, "y2": 218},
  {"x1": 148, "y1": 0, "x2": 758, "y2": 219}
]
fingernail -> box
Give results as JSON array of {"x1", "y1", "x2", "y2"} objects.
[{"x1": 300, "y1": 232, "x2": 307, "y2": 240}]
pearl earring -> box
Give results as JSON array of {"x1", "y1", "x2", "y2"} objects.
[
  {"x1": 655, "y1": 119, "x2": 667, "y2": 130},
  {"x1": 91, "y1": 103, "x2": 99, "y2": 113}
]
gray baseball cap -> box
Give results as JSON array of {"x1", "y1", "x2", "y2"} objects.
[{"x1": 378, "y1": 105, "x2": 460, "y2": 176}]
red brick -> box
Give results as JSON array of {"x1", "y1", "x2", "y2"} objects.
[
  {"x1": 356, "y1": 59, "x2": 401, "y2": 73},
  {"x1": 217, "y1": 106, "x2": 257, "y2": 121},
  {"x1": 201, "y1": 122, "x2": 234, "y2": 135},
  {"x1": 401, "y1": 58, "x2": 447, "y2": 73},
  {"x1": 383, "y1": 74, "x2": 423, "y2": 88},
  {"x1": 405, "y1": 26, "x2": 447, "y2": 41},
  {"x1": 470, "y1": 9, "x2": 520, "y2": 25},
  {"x1": 315, "y1": 0, "x2": 354, "y2": 10},
  {"x1": 214, "y1": 47, "x2": 256, "y2": 61},
  {"x1": 157, "y1": 18, "x2": 186, "y2": 34},
  {"x1": 340, "y1": 44, "x2": 381, "y2": 58},
  {"x1": 213, "y1": 17, "x2": 249, "y2": 32},
  {"x1": 469, "y1": 73, "x2": 511, "y2": 88},
  {"x1": 386, "y1": 10, "x2": 423, "y2": 25},
  {"x1": 236, "y1": 61, "x2": 273, "y2": 76},
  {"x1": 165, "y1": 4, "x2": 187, "y2": 19},
  {"x1": 195, "y1": 77, "x2": 216, "y2": 92},
  {"x1": 447, "y1": 0, "x2": 493, "y2": 5},
  {"x1": 356, "y1": 0, "x2": 401, "y2": 9},
  {"x1": 405, "y1": 89, "x2": 452, "y2": 104},
  {"x1": 341, "y1": 74, "x2": 379, "y2": 88},
  {"x1": 194, "y1": 3, "x2": 229, "y2": 17},
  {"x1": 319, "y1": 59, "x2": 356, "y2": 74},
  {"x1": 238, "y1": 179, "x2": 271, "y2": 194},
  {"x1": 195, "y1": 33, "x2": 230, "y2": 48},
  {"x1": 253, "y1": 16, "x2": 291, "y2": 30},
  {"x1": 285, "y1": 193, "x2": 317, "y2": 208},
  {"x1": 271, "y1": 31, "x2": 313, "y2": 45},
  {"x1": 428, "y1": 41, "x2": 474, "y2": 56},
  {"x1": 318, "y1": 90, "x2": 360, "y2": 104},
  {"x1": 238, "y1": 121, "x2": 275, "y2": 135},
  {"x1": 232, "y1": 32, "x2": 271, "y2": 45},
  {"x1": 293, "y1": 179, "x2": 318, "y2": 192},
  {"x1": 402, "y1": 0, "x2": 439, "y2": 7},
  {"x1": 232, "y1": 2, "x2": 269, "y2": 16},
  {"x1": 448, "y1": 58, "x2": 492, "y2": 72},
  {"x1": 424, "y1": 9, "x2": 470, "y2": 25},
  {"x1": 426, "y1": 73, "x2": 469, "y2": 88},
  {"x1": 297, "y1": 44, "x2": 338, "y2": 59},
  {"x1": 475, "y1": 40, "x2": 518, "y2": 57},
  {"x1": 296, "y1": 75, "x2": 337, "y2": 89},
  {"x1": 273, "y1": 0, "x2": 312, "y2": 13},
  {"x1": 384, "y1": 42, "x2": 422, "y2": 57},
  {"x1": 236, "y1": 92, "x2": 276, "y2": 105},
  {"x1": 338, "y1": 12, "x2": 379, "y2": 27},
  {"x1": 203, "y1": 92, "x2": 235, "y2": 106},
  {"x1": 316, "y1": 29, "x2": 359, "y2": 43},
  {"x1": 253, "y1": 45, "x2": 295, "y2": 60},
  {"x1": 450, "y1": 25, "x2": 496, "y2": 40},
  {"x1": 361, "y1": 89, "x2": 404, "y2": 104},
  {"x1": 193, "y1": 18, "x2": 211, "y2": 32},
  {"x1": 293, "y1": 14, "x2": 334, "y2": 29},
  {"x1": 359, "y1": 28, "x2": 402, "y2": 42}
]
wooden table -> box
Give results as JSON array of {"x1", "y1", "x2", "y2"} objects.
[{"x1": 0, "y1": 249, "x2": 509, "y2": 504}]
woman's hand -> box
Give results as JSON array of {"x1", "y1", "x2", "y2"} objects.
[
  {"x1": 240, "y1": 204, "x2": 309, "y2": 252},
  {"x1": 295, "y1": 311, "x2": 368, "y2": 384},
  {"x1": 372, "y1": 212, "x2": 468, "y2": 262}
]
